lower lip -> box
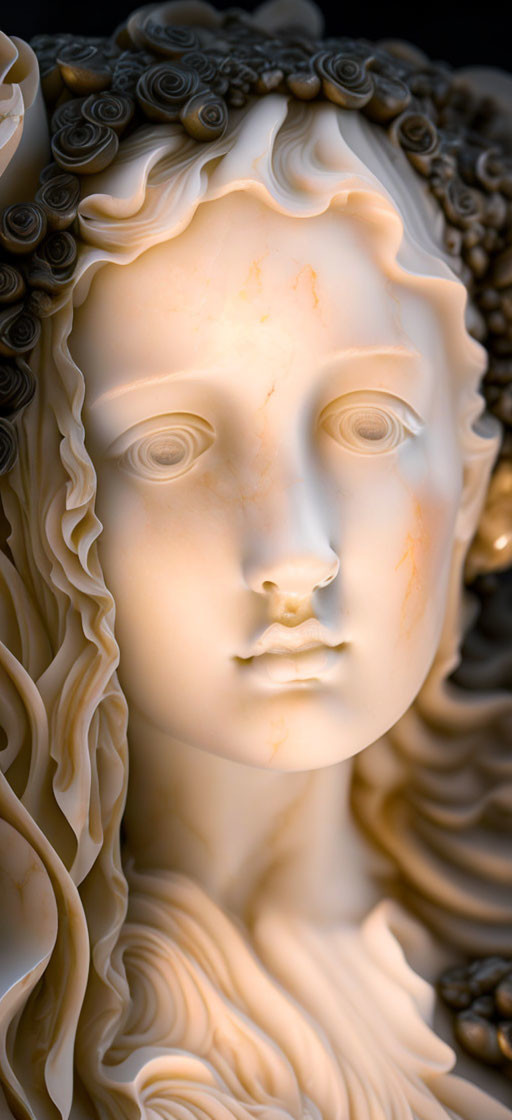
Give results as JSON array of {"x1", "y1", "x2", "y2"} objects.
[{"x1": 244, "y1": 645, "x2": 343, "y2": 686}]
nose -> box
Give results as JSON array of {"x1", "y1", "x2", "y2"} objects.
[
  {"x1": 248, "y1": 552, "x2": 339, "y2": 598},
  {"x1": 242, "y1": 467, "x2": 340, "y2": 599}
]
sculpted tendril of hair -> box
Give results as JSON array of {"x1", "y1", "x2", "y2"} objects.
[{"x1": 0, "y1": 3, "x2": 511, "y2": 1118}]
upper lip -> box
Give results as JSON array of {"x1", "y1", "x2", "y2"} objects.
[{"x1": 236, "y1": 619, "x2": 345, "y2": 659}]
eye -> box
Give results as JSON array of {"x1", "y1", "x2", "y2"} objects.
[
  {"x1": 319, "y1": 391, "x2": 423, "y2": 455},
  {"x1": 110, "y1": 414, "x2": 215, "y2": 481}
]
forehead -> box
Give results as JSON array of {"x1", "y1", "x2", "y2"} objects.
[{"x1": 70, "y1": 190, "x2": 445, "y2": 405}]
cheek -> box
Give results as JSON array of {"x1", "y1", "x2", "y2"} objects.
[
  {"x1": 94, "y1": 467, "x2": 240, "y2": 639},
  {"x1": 394, "y1": 485, "x2": 458, "y2": 642}
]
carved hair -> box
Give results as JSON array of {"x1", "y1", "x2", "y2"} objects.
[{"x1": 0, "y1": 68, "x2": 511, "y2": 1120}]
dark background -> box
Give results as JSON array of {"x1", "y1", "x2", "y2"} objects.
[{"x1": 4, "y1": 0, "x2": 512, "y2": 74}]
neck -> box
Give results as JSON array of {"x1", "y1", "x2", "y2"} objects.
[{"x1": 123, "y1": 709, "x2": 377, "y2": 926}]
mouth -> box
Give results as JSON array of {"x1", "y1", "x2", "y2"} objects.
[{"x1": 234, "y1": 642, "x2": 346, "y2": 685}]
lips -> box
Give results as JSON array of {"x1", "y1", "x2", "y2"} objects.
[
  {"x1": 254, "y1": 643, "x2": 340, "y2": 683},
  {"x1": 234, "y1": 619, "x2": 346, "y2": 684},
  {"x1": 238, "y1": 619, "x2": 344, "y2": 659},
  {"x1": 235, "y1": 636, "x2": 346, "y2": 685}
]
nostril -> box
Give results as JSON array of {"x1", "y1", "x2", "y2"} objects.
[
  {"x1": 315, "y1": 571, "x2": 336, "y2": 591},
  {"x1": 262, "y1": 580, "x2": 276, "y2": 592}
]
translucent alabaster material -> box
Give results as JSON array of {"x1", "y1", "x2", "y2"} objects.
[{"x1": 0, "y1": 6, "x2": 512, "y2": 1119}]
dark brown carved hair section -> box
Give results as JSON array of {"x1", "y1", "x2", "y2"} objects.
[{"x1": 438, "y1": 956, "x2": 512, "y2": 1071}]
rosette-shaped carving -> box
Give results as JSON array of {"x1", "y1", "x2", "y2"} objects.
[
  {"x1": 138, "y1": 19, "x2": 200, "y2": 59},
  {"x1": 26, "y1": 231, "x2": 78, "y2": 294},
  {"x1": 0, "y1": 417, "x2": 17, "y2": 474},
  {"x1": 57, "y1": 42, "x2": 112, "y2": 95},
  {"x1": 459, "y1": 144, "x2": 504, "y2": 192},
  {"x1": 441, "y1": 176, "x2": 483, "y2": 229},
  {"x1": 429, "y1": 146, "x2": 458, "y2": 196},
  {"x1": 180, "y1": 91, "x2": 228, "y2": 141},
  {"x1": 35, "y1": 230, "x2": 77, "y2": 272},
  {"x1": 0, "y1": 302, "x2": 40, "y2": 356},
  {"x1": 179, "y1": 51, "x2": 218, "y2": 87},
  {"x1": 35, "y1": 172, "x2": 80, "y2": 231},
  {"x1": 51, "y1": 122, "x2": 119, "y2": 174},
  {"x1": 0, "y1": 264, "x2": 25, "y2": 305},
  {"x1": 110, "y1": 50, "x2": 153, "y2": 95},
  {"x1": 0, "y1": 356, "x2": 35, "y2": 414},
  {"x1": 136, "y1": 62, "x2": 202, "y2": 123},
  {"x1": 312, "y1": 51, "x2": 374, "y2": 109},
  {"x1": 50, "y1": 96, "x2": 86, "y2": 134},
  {"x1": 0, "y1": 203, "x2": 47, "y2": 255},
  {"x1": 363, "y1": 73, "x2": 411, "y2": 124},
  {"x1": 393, "y1": 111, "x2": 439, "y2": 175},
  {"x1": 81, "y1": 90, "x2": 135, "y2": 135}
]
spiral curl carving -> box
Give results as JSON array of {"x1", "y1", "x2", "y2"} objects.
[
  {"x1": 138, "y1": 20, "x2": 200, "y2": 59},
  {"x1": 0, "y1": 303, "x2": 41, "y2": 357},
  {"x1": 35, "y1": 173, "x2": 80, "y2": 230},
  {"x1": 136, "y1": 62, "x2": 202, "y2": 122},
  {"x1": 51, "y1": 97, "x2": 87, "y2": 134},
  {"x1": 0, "y1": 264, "x2": 25, "y2": 305},
  {"x1": 180, "y1": 91, "x2": 228, "y2": 141},
  {"x1": 0, "y1": 357, "x2": 36, "y2": 414},
  {"x1": 0, "y1": 203, "x2": 47, "y2": 255},
  {"x1": 51, "y1": 121, "x2": 119, "y2": 174},
  {"x1": 442, "y1": 177, "x2": 483, "y2": 228},
  {"x1": 57, "y1": 42, "x2": 112, "y2": 95},
  {"x1": 394, "y1": 112, "x2": 439, "y2": 174},
  {"x1": 179, "y1": 51, "x2": 218, "y2": 86},
  {"x1": 81, "y1": 91, "x2": 135, "y2": 134},
  {"x1": 312, "y1": 52, "x2": 375, "y2": 109},
  {"x1": 111, "y1": 51, "x2": 154, "y2": 94}
]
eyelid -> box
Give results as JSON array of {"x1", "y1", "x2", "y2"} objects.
[
  {"x1": 105, "y1": 412, "x2": 215, "y2": 458},
  {"x1": 318, "y1": 389, "x2": 425, "y2": 433}
]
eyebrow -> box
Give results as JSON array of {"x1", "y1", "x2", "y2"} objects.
[{"x1": 87, "y1": 344, "x2": 421, "y2": 410}]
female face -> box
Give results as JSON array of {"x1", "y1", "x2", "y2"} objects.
[{"x1": 70, "y1": 191, "x2": 467, "y2": 771}]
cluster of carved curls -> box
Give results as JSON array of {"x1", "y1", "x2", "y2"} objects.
[
  {"x1": 1, "y1": 6, "x2": 512, "y2": 474},
  {"x1": 439, "y1": 955, "x2": 512, "y2": 1070}
]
